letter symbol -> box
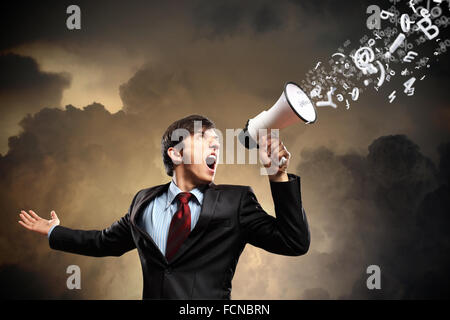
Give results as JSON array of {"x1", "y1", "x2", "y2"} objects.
[
  {"x1": 366, "y1": 265, "x2": 381, "y2": 290},
  {"x1": 353, "y1": 47, "x2": 378, "y2": 74},
  {"x1": 400, "y1": 14, "x2": 414, "y2": 33},
  {"x1": 375, "y1": 61, "x2": 386, "y2": 87},
  {"x1": 403, "y1": 51, "x2": 418, "y2": 62},
  {"x1": 350, "y1": 88, "x2": 360, "y2": 101},
  {"x1": 66, "y1": 265, "x2": 81, "y2": 289},
  {"x1": 380, "y1": 10, "x2": 395, "y2": 20},
  {"x1": 403, "y1": 77, "x2": 416, "y2": 96},
  {"x1": 66, "y1": 5, "x2": 81, "y2": 30},
  {"x1": 386, "y1": 33, "x2": 406, "y2": 57},
  {"x1": 416, "y1": 17, "x2": 439, "y2": 40},
  {"x1": 366, "y1": 5, "x2": 381, "y2": 30},
  {"x1": 316, "y1": 88, "x2": 337, "y2": 109},
  {"x1": 388, "y1": 91, "x2": 397, "y2": 103}
]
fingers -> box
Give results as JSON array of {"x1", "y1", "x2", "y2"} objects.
[
  {"x1": 269, "y1": 141, "x2": 289, "y2": 159},
  {"x1": 18, "y1": 209, "x2": 50, "y2": 230},
  {"x1": 259, "y1": 148, "x2": 271, "y2": 167},
  {"x1": 258, "y1": 136, "x2": 271, "y2": 167},
  {"x1": 258, "y1": 133, "x2": 291, "y2": 169},
  {"x1": 260, "y1": 146, "x2": 287, "y2": 168},
  {"x1": 28, "y1": 210, "x2": 41, "y2": 221},
  {"x1": 279, "y1": 146, "x2": 291, "y2": 161},
  {"x1": 270, "y1": 142, "x2": 291, "y2": 168},
  {"x1": 279, "y1": 149, "x2": 291, "y2": 170},
  {"x1": 20, "y1": 210, "x2": 36, "y2": 224},
  {"x1": 18, "y1": 220, "x2": 33, "y2": 230},
  {"x1": 51, "y1": 211, "x2": 58, "y2": 220}
]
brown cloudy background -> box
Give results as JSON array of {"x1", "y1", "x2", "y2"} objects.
[{"x1": 1, "y1": 0, "x2": 449, "y2": 299}]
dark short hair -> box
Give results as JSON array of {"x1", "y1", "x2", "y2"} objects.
[{"x1": 161, "y1": 114, "x2": 215, "y2": 176}]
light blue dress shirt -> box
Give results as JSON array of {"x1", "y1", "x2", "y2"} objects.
[
  {"x1": 138, "y1": 179, "x2": 204, "y2": 256},
  {"x1": 48, "y1": 179, "x2": 205, "y2": 256}
]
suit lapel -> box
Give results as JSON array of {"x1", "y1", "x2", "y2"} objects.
[
  {"x1": 130, "y1": 183, "x2": 169, "y2": 224},
  {"x1": 169, "y1": 183, "x2": 221, "y2": 264},
  {"x1": 130, "y1": 183, "x2": 170, "y2": 262}
]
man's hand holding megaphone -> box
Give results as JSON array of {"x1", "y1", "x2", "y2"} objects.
[
  {"x1": 239, "y1": 82, "x2": 316, "y2": 182},
  {"x1": 258, "y1": 132, "x2": 291, "y2": 182}
]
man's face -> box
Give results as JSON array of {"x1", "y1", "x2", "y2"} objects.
[{"x1": 179, "y1": 127, "x2": 220, "y2": 184}]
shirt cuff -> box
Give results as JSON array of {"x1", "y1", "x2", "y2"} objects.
[
  {"x1": 269, "y1": 173, "x2": 298, "y2": 183},
  {"x1": 47, "y1": 225, "x2": 57, "y2": 238}
]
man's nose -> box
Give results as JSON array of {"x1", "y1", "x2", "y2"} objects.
[{"x1": 209, "y1": 139, "x2": 220, "y2": 151}]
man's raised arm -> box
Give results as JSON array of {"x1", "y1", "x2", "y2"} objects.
[{"x1": 238, "y1": 134, "x2": 310, "y2": 256}]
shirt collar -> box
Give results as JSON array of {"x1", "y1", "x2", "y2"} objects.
[{"x1": 166, "y1": 179, "x2": 205, "y2": 209}]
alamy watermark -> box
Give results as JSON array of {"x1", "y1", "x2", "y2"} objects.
[
  {"x1": 66, "y1": 265, "x2": 81, "y2": 290},
  {"x1": 66, "y1": 5, "x2": 81, "y2": 30},
  {"x1": 366, "y1": 265, "x2": 381, "y2": 290},
  {"x1": 171, "y1": 120, "x2": 287, "y2": 175}
]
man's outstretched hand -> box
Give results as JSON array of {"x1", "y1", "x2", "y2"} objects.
[{"x1": 18, "y1": 210, "x2": 60, "y2": 236}]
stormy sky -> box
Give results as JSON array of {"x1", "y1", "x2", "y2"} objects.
[{"x1": 1, "y1": 0, "x2": 449, "y2": 299}]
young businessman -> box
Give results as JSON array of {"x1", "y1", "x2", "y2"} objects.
[{"x1": 18, "y1": 114, "x2": 310, "y2": 299}]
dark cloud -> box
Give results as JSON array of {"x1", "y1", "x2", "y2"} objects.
[
  {"x1": 0, "y1": 1, "x2": 67, "y2": 51},
  {"x1": 367, "y1": 135, "x2": 437, "y2": 213},
  {"x1": 119, "y1": 64, "x2": 194, "y2": 115},
  {"x1": 297, "y1": 135, "x2": 450, "y2": 299},
  {"x1": 192, "y1": 1, "x2": 246, "y2": 38},
  {"x1": 0, "y1": 1, "x2": 186, "y2": 52},
  {"x1": 288, "y1": 0, "x2": 371, "y2": 48},
  {"x1": 251, "y1": 3, "x2": 284, "y2": 34},
  {"x1": 0, "y1": 53, "x2": 69, "y2": 92},
  {"x1": 290, "y1": 0, "x2": 368, "y2": 16},
  {"x1": 192, "y1": 0, "x2": 285, "y2": 38},
  {"x1": 437, "y1": 142, "x2": 450, "y2": 182},
  {"x1": 0, "y1": 53, "x2": 71, "y2": 154},
  {"x1": 0, "y1": 0, "x2": 287, "y2": 52},
  {"x1": 0, "y1": 0, "x2": 373, "y2": 50}
]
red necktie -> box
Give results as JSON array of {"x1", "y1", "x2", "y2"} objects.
[{"x1": 166, "y1": 192, "x2": 192, "y2": 261}]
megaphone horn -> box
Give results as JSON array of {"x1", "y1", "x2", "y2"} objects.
[{"x1": 239, "y1": 82, "x2": 317, "y2": 166}]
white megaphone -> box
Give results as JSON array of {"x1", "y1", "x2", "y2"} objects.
[{"x1": 238, "y1": 82, "x2": 317, "y2": 166}]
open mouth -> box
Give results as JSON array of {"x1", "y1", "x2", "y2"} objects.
[{"x1": 205, "y1": 154, "x2": 217, "y2": 171}]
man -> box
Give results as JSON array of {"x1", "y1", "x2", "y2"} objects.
[{"x1": 18, "y1": 114, "x2": 310, "y2": 299}]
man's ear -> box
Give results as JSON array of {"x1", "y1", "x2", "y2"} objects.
[{"x1": 167, "y1": 147, "x2": 183, "y2": 166}]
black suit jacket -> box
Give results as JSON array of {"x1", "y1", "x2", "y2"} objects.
[{"x1": 49, "y1": 173, "x2": 310, "y2": 299}]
